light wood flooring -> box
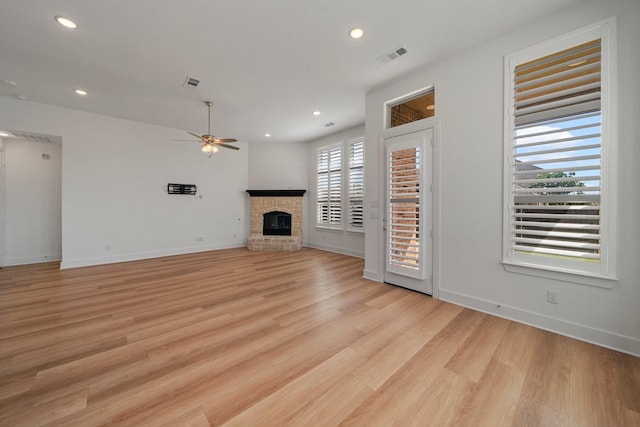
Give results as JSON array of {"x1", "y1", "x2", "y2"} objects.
[{"x1": 1, "y1": 248, "x2": 638, "y2": 426}]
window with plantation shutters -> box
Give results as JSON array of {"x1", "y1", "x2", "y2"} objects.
[
  {"x1": 348, "y1": 139, "x2": 364, "y2": 230},
  {"x1": 504, "y1": 19, "x2": 617, "y2": 282},
  {"x1": 317, "y1": 144, "x2": 342, "y2": 227}
]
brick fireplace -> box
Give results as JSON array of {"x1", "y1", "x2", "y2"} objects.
[{"x1": 246, "y1": 190, "x2": 306, "y2": 251}]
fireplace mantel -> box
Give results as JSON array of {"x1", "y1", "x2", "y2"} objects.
[{"x1": 246, "y1": 190, "x2": 306, "y2": 197}]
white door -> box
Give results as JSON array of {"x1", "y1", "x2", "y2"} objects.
[{"x1": 384, "y1": 128, "x2": 433, "y2": 294}]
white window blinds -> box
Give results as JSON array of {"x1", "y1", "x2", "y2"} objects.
[
  {"x1": 504, "y1": 19, "x2": 617, "y2": 281},
  {"x1": 317, "y1": 144, "x2": 342, "y2": 226},
  {"x1": 348, "y1": 139, "x2": 364, "y2": 229}
]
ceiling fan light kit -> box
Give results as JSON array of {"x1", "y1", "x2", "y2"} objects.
[{"x1": 201, "y1": 143, "x2": 219, "y2": 153}]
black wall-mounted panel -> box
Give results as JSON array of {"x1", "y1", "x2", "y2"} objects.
[{"x1": 168, "y1": 183, "x2": 197, "y2": 195}]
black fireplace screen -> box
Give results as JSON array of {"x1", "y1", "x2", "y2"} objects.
[{"x1": 263, "y1": 211, "x2": 292, "y2": 236}]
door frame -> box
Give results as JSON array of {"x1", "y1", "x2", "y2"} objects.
[{"x1": 378, "y1": 117, "x2": 441, "y2": 299}]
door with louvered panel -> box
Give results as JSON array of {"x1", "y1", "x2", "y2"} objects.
[{"x1": 384, "y1": 128, "x2": 433, "y2": 294}]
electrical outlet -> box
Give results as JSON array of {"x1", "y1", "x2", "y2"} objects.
[{"x1": 547, "y1": 289, "x2": 559, "y2": 304}]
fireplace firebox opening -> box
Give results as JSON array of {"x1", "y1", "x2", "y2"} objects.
[{"x1": 263, "y1": 211, "x2": 292, "y2": 236}]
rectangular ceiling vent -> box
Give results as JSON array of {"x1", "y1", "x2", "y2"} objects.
[
  {"x1": 9, "y1": 131, "x2": 61, "y2": 144},
  {"x1": 183, "y1": 76, "x2": 201, "y2": 88},
  {"x1": 376, "y1": 46, "x2": 408, "y2": 65}
]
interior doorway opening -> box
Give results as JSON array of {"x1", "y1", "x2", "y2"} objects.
[{"x1": 0, "y1": 130, "x2": 62, "y2": 266}]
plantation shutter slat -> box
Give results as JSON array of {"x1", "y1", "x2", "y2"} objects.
[
  {"x1": 514, "y1": 174, "x2": 600, "y2": 186},
  {"x1": 510, "y1": 37, "x2": 603, "y2": 264},
  {"x1": 515, "y1": 133, "x2": 601, "y2": 149},
  {"x1": 515, "y1": 185, "x2": 600, "y2": 194},
  {"x1": 514, "y1": 165, "x2": 599, "y2": 175},
  {"x1": 516, "y1": 229, "x2": 601, "y2": 240},
  {"x1": 515, "y1": 153, "x2": 600, "y2": 167},
  {"x1": 512, "y1": 246, "x2": 601, "y2": 260}
]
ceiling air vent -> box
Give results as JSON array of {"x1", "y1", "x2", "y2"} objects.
[
  {"x1": 183, "y1": 76, "x2": 201, "y2": 88},
  {"x1": 9, "y1": 131, "x2": 61, "y2": 144},
  {"x1": 376, "y1": 46, "x2": 408, "y2": 65}
]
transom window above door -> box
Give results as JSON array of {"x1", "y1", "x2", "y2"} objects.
[{"x1": 388, "y1": 89, "x2": 435, "y2": 129}]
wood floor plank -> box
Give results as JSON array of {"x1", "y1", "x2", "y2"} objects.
[
  {"x1": 569, "y1": 339, "x2": 629, "y2": 427},
  {"x1": 450, "y1": 358, "x2": 527, "y2": 426},
  {"x1": 0, "y1": 247, "x2": 637, "y2": 426},
  {"x1": 390, "y1": 368, "x2": 473, "y2": 426},
  {"x1": 222, "y1": 348, "x2": 371, "y2": 426},
  {"x1": 512, "y1": 396, "x2": 569, "y2": 427},
  {"x1": 156, "y1": 406, "x2": 211, "y2": 427},
  {"x1": 519, "y1": 329, "x2": 572, "y2": 417},
  {"x1": 493, "y1": 321, "x2": 544, "y2": 371},
  {"x1": 445, "y1": 313, "x2": 511, "y2": 383}
]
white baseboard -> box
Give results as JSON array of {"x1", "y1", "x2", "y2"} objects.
[
  {"x1": 439, "y1": 288, "x2": 640, "y2": 357},
  {"x1": 304, "y1": 241, "x2": 364, "y2": 258},
  {"x1": 363, "y1": 269, "x2": 380, "y2": 281},
  {"x1": 60, "y1": 242, "x2": 246, "y2": 269},
  {"x1": 5, "y1": 254, "x2": 62, "y2": 266}
]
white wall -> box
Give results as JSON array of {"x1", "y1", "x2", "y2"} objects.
[
  {"x1": 0, "y1": 97, "x2": 249, "y2": 268},
  {"x1": 2, "y1": 138, "x2": 62, "y2": 265},
  {"x1": 306, "y1": 125, "x2": 365, "y2": 258},
  {"x1": 364, "y1": 0, "x2": 640, "y2": 355},
  {"x1": 248, "y1": 142, "x2": 308, "y2": 190}
]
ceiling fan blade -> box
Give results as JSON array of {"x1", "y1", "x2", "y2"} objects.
[
  {"x1": 171, "y1": 139, "x2": 200, "y2": 142},
  {"x1": 214, "y1": 138, "x2": 238, "y2": 143},
  {"x1": 187, "y1": 131, "x2": 206, "y2": 141},
  {"x1": 217, "y1": 143, "x2": 240, "y2": 150}
]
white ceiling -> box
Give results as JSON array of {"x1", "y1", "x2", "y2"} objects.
[{"x1": 0, "y1": 0, "x2": 584, "y2": 144}]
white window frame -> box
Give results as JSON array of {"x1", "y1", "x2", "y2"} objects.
[
  {"x1": 347, "y1": 137, "x2": 365, "y2": 233},
  {"x1": 502, "y1": 18, "x2": 617, "y2": 287},
  {"x1": 316, "y1": 138, "x2": 366, "y2": 232},
  {"x1": 316, "y1": 143, "x2": 343, "y2": 229}
]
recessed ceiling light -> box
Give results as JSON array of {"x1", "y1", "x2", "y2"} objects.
[
  {"x1": 426, "y1": 104, "x2": 435, "y2": 110},
  {"x1": 313, "y1": 111, "x2": 321, "y2": 116},
  {"x1": 74, "y1": 89, "x2": 88, "y2": 96},
  {"x1": 349, "y1": 28, "x2": 364, "y2": 39},
  {"x1": 55, "y1": 16, "x2": 77, "y2": 29},
  {"x1": 1, "y1": 79, "x2": 17, "y2": 87},
  {"x1": 265, "y1": 133, "x2": 271, "y2": 138},
  {"x1": 0, "y1": 131, "x2": 10, "y2": 137}
]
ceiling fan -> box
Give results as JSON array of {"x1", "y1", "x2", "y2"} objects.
[{"x1": 178, "y1": 101, "x2": 239, "y2": 155}]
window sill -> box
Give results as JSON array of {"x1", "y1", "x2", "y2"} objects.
[
  {"x1": 502, "y1": 261, "x2": 617, "y2": 289},
  {"x1": 346, "y1": 228, "x2": 365, "y2": 235},
  {"x1": 315, "y1": 225, "x2": 343, "y2": 232}
]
